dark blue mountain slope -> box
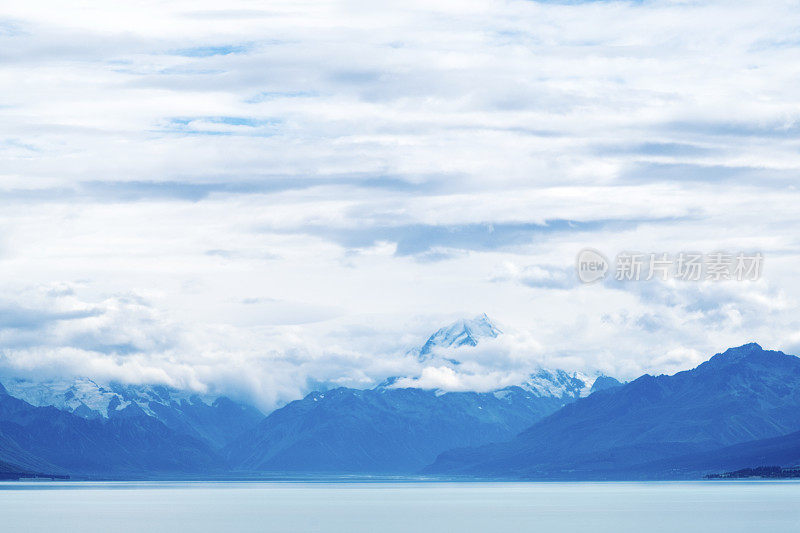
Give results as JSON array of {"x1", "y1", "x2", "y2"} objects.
[
  {"x1": 0, "y1": 385, "x2": 225, "y2": 477},
  {"x1": 427, "y1": 344, "x2": 800, "y2": 478},
  {"x1": 225, "y1": 385, "x2": 570, "y2": 473}
]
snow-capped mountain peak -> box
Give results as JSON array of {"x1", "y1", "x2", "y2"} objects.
[
  {"x1": 417, "y1": 313, "x2": 501, "y2": 361},
  {"x1": 0, "y1": 376, "x2": 214, "y2": 419},
  {"x1": 521, "y1": 369, "x2": 594, "y2": 399},
  {"x1": 409, "y1": 314, "x2": 621, "y2": 400}
]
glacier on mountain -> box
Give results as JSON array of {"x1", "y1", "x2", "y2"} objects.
[
  {"x1": 1, "y1": 376, "x2": 216, "y2": 419},
  {"x1": 411, "y1": 314, "x2": 608, "y2": 398},
  {"x1": 416, "y1": 313, "x2": 502, "y2": 361}
]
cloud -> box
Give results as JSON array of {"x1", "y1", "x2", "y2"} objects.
[
  {"x1": 0, "y1": 288, "x2": 179, "y2": 354},
  {"x1": 0, "y1": 304, "x2": 100, "y2": 330},
  {"x1": 490, "y1": 262, "x2": 576, "y2": 289},
  {"x1": 171, "y1": 44, "x2": 252, "y2": 57},
  {"x1": 392, "y1": 366, "x2": 528, "y2": 393},
  {"x1": 274, "y1": 218, "x2": 662, "y2": 258},
  {"x1": 1, "y1": 0, "x2": 800, "y2": 405},
  {"x1": 0, "y1": 286, "x2": 414, "y2": 409}
]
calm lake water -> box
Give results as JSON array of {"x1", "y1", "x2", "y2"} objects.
[{"x1": 1, "y1": 481, "x2": 799, "y2": 532}]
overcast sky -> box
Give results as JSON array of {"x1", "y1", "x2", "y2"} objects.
[{"x1": 1, "y1": 0, "x2": 800, "y2": 409}]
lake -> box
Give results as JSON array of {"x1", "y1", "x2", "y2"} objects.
[{"x1": 1, "y1": 481, "x2": 799, "y2": 532}]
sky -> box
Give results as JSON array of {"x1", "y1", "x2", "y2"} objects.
[{"x1": 1, "y1": 0, "x2": 800, "y2": 409}]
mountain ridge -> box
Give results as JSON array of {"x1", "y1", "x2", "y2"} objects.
[
  {"x1": 0, "y1": 314, "x2": 628, "y2": 478},
  {"x1": 0, "y1": 388, "x2": 229, "y2": 477},
  {"x1": 426, "y1": 343, "x2": 800, "y2": 479},
  {"x1": 0, "y1": 377, "x2": 264, "y2": 450},
  {"x1": 224, "y1": 385, "x2": 571, "y2": 473},
  {"x1": 223, "y1": 315, "x2": 616, "y2": 473}
]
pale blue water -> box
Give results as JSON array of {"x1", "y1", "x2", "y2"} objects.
[{"x1": 1, "y1": 481, "x2": 799, "y2": 532}]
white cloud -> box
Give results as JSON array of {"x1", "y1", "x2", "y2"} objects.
[
  {"x1": 393, "y1": 365, "x2": 529, "y2": 393},
  {"x1": 1, "y1": 0, "x2": 800, "y2": 407}
]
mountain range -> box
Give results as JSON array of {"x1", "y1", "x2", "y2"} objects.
[
  {"x1": 0, "y1": 314, "x2": 614, "y2": 478},
  {"x1": 225, "y1": 384, "x2": 574, "y2": 474},
  {"x1": 427, "y1": 343, "x2": 800, "y2": 479},
  {"x1": 0, "y1": 384, "x2": 223, "y2": 477},
  {"x1": 7, "y1": 316, "x2": 800, "y2": 480},
  {"x1": 1, "y1": 377, "x2": 264, "y2": 450},
  {"x1": 224, "y1": 315, "x2": 615, "y2": 473}
]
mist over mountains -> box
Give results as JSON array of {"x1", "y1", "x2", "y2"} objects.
[
  {"x1": 3, "y1": 316, "x2": 799, "y2": 480},
  {"x1": 0, "y1": 315, "x2": 614, "y2": 478}
]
